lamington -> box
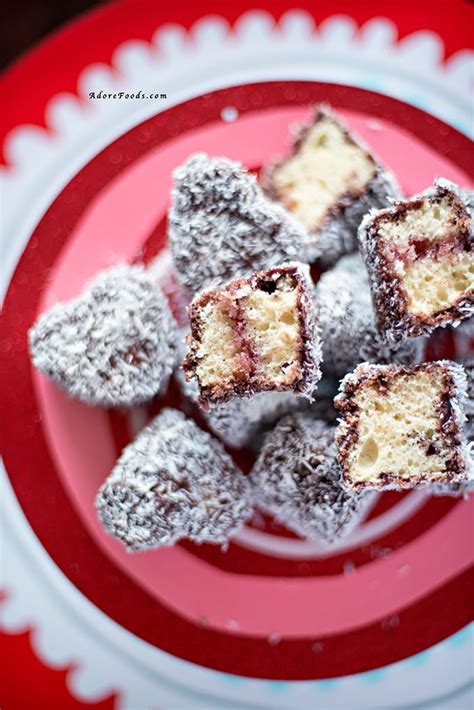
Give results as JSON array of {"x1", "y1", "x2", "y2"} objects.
[
  {"x1": 335, "y1": 361, "x2": 471, "y2": 491},
  {"x1": 262, "y1": 104, "x2": 399, "y2": 265},
  {"x1": 168, "y1": 153, "x2": 309, "y2": 295},
  {"x1": 183, "y1": 263, "x2": 322, "y2": 407},
  {"x1": 29, "y1": 265, "x2": 180, "y2": 407},
  {"x1": 250, "y1": 413, "x2": 374, "y2": 543},
  {"x1": 359, "y1": 179, "x2": 474, "y2": 343},
  {"x1": 314, "y1": 253, "x2": 422, "y2": 378},
  {"x1": 96, "y1": 409, "x2": 252, "y2": 551}
]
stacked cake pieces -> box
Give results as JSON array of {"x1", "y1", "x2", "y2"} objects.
[{"x1": 28, "y1": 105, "x2": 473, "y2": 552}]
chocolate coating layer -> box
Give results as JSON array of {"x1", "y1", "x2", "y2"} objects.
[{"x1": 431, "y1": 357, "x2": 473, "y2": 497}]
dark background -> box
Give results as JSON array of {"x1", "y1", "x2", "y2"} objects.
[{"x1": 1, "y1": 0, "x2": 103, "y2": 69}]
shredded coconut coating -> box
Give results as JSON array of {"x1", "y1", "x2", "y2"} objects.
[
  {"x1": 335, "y1": 360, "x2": 472, "y2": 491},
  {"x1": 358, "y1": 179, "x2": 474, "y2": 344},
  {"x1": 262, "y1": 105, "x2": 401, "y2": 267},
  {"x1": 431, "y1": 357, "x2": 474, "y2": 497},
  {"x1": 96, "y1": 408, "x2": 252, "y2": 551},
  {"x1": 314, "y1": 254, "x2": 423, "y2": 378},
  {"x1": 250, "y1": 413, "x2": 373, "y2": 543},
  {"x1": 168, "y1": 153, "x2": 309, "y2": 295},
  {"x1": 177, "y1": 370, "x2": 304, "y2": 448},
  {"x1": 29, "y1": 265, "x2": 180, "y2": 407}
]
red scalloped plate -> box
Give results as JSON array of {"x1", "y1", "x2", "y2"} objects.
[{"x1": 2, "y1": 81, "x2": 473, "y2": 681}]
